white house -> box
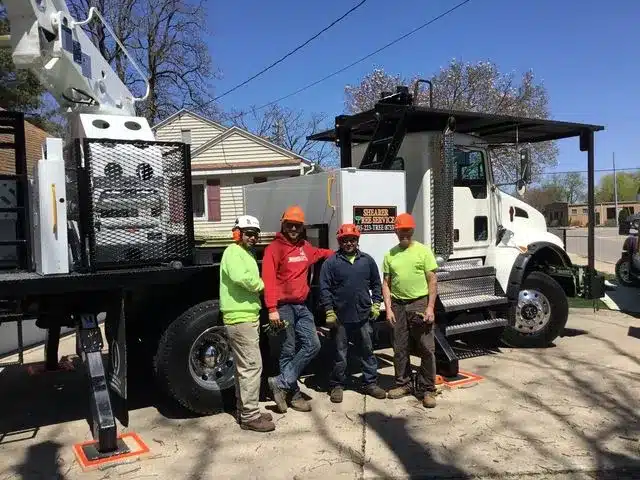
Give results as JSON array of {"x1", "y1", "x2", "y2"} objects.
[{"x1": 152, "y1": 110, "x2": 313, "y2": 239}]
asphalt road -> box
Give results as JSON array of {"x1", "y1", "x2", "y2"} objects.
[{"x1": 550, "y1": 227, "x2": 625, "y2": 265}]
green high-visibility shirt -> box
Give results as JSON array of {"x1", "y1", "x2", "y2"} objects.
[
  {"x1": 219, "y1": 243, "x2": 264, "y2": 324},
  {"x1": 382, "y1": 241, "x2": 438, "y2": 300}
]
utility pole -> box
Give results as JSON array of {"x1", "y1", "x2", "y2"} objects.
[{"x1": 613, "y1": 152, "x2": 618, "y2": 227}]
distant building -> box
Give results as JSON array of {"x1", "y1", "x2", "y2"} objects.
[
  {"x1": 544, "y1": 202, "x2": 569, "y2": 227},
  {"x1": 568, "y1": 201, "x2": 639, "y2": 226},
  {"x1": 0, "y1": 107, "x2": 51, "y2": 175},
  {"x1": 153, "y1": 110, "x2": 313, "y2": 239}
]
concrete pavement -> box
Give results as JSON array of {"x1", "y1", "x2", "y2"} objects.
[
  {"x1": 1, "y1": 309, "x2": 639, "y2": 479},
  {"x1": 553, "y1": 227, "x2": 625, "y2": 265}
]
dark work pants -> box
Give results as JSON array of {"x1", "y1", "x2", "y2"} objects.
[
  {"x1": 330, "y1": 319, "x2": 378, "y2": 388},
  {"x1": 390, "y1": 296, "x2": 436, "y2": 394}
]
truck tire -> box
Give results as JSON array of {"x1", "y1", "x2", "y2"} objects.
[
  {"x1": 501, "y1": 271, "x2": 568, "y2": 348},
  {"x1": 153, "y1": 300, "x2": 235, "y2": 415},
  {"x1": 615, "y1": 258, "x2": 635, "y2": 287}
]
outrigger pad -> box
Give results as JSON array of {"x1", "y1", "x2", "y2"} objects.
[
  {"x1": 438, "y1": 370, "x2": 485, "y2": 388},
  {"x1": 73, "y1": 432, "x2": 149, "y2": 471}
]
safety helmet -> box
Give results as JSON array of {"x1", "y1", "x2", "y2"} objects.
[
  {"x1": 394, "y1": 213, "x2": 416, "y2": 230},
  {"x1": 234, "y1": 215, "x2": 261, "y2": 232},
  {"x1": 337, "y1": 223, "x2": 361, "y2": 239},
  {"x1": 281, "y1": 205, "x2": 305, "y2": 224}
]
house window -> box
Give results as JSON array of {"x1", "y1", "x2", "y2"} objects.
[
  {"x1": 192, "y1": 183, "x2": 205, "y2": 218},
  {"x1": 582, "y1": 208, "x2": 587, "y2": 214},
  {"x1": 606, "y1": 207, "x2": 616, "y2": 220},
  {"x1": 571, "y1": 208, "x2": 577, "y2": 214},
  {"x1": 181, "y1": 129, "x2": 192, "y2": 144},
  {"x1": 206, "y1": 179, "x2": 221, "y2": 222},
  {"x1": 253, "y1": 176, "x2": 267, "y2": 183}
]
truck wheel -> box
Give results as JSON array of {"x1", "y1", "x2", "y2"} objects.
[
  {"x1": 153, "y1": 300, "x2": 235, "y2": 415},
  {"x1": 501, "y1": 271, "x2": 568, "y2": 348},
  {"x1": 615, "y1": 259, "x2": 634, "y2": 287}
]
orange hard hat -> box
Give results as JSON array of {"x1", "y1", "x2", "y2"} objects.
[
  {"x1": 281, "y1": 205, "x2": 305, "y2": 224},
  {"x1": 337, "y1": 223, "x2": 361, "y2": 239},
  {"x1": 395, "y1": 213, "x2": 416, "y2": 230}
]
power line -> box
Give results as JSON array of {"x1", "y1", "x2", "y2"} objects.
[
  {"x1": 212, "y1": 0, "x2": 370, "y2": 102},
  {"x1": 541, "y1": 168, "x2": 640, "y2": 175},
  {"x1": 226, "y1": 0, "x2": 474, "y2": 121}
]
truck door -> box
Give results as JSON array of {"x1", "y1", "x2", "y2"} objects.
[{"x1": 451, "y1": 147, "x2": 492, "y2": 254}]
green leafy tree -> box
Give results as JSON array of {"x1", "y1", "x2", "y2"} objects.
[
  {"x1": 343, "y1": 60, "x2": 558, "y2": 183},
  {"x1": 595, "y1": 172, "x2": 640, "y2": 203},
  {"x1": 0, "y1": 2, "x2": 46, "y2": 112}
]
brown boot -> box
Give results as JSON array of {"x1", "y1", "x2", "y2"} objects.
[
  {"x1": 289, "y1": 391, "x2": 312, "y2": 412},
  {"x1": 330, "y1": 386, "x2": 343, "y2": 403},
  {"x1": 362, "y1": 384, "x2": 387, "y2": 399},
  {"x1": 240, "y1": 415, "x2": 276, "y2": 432},
  {"x1": 387, "y1": 385, "x2": 412, "y2": 399},
  {"x1": 236, "y1": 412, "x2": 273, "y2": 424},
  {"x1": 422, "y1": 391, "x2": 437, "y2": 408}
]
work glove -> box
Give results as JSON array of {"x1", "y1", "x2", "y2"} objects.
[
  {"x1": 371, "y1": 303, "x2": 381, "y2": 320},
  {"x1": 325, "y1": 310, "x2": 338, "y2": 328}
]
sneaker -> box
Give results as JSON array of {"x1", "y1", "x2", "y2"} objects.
[
  {"x1": 422, "y1": 391, "x2": 437, "y2": 408},
  {"x1": 330, "y1": 386, "x2": 343, "y2": 403},
  {"x1": 363, "y1": 384, "x2": 387, "y2": 399},
  {"x1": 289, "y1": 391, "x2": 312, "y2": 412},
  {"x1": 240, "y1": 415, "x2": 276, "y2": 432},
  {"x1": 268, "y1": 377, "x2": 288, "y2": 413},
  {"x1": 387, "y1": 385, "x2": 412, "y2": 399}
]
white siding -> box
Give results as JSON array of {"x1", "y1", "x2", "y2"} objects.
[
  {"x1": 194, "y1": 131, "x2": 291, "y2": 166},
  {"x1": 193, "y1": 173, "x2": 298, "y2": 238},
  {"x1": 154, "y1": 112, "x2": 225, "y2": 152}
]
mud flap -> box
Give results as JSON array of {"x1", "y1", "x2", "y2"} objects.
[{"x1": 107, "y1": 295, "x2": 128, "y2": 428}]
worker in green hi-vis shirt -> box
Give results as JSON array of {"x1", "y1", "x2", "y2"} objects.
[
  {"x1": 220, "y1": 215, "x2": 275, "y2": 433},
  {"x1": 382, "y1": 212, "x2": 440, "y2": 409}
]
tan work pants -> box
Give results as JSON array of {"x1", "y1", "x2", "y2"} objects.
[{"x1": 226, "y1": 319, "x2": 262, "y2": 423}]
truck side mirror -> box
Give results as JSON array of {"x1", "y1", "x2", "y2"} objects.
[{"x1": 520, "y1": 149, "x2": 532, "y2": 183}]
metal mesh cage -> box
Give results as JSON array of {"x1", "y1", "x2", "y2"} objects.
[
  {"x1": 67, "y1": 139, "x2": 195, "y2": 271},
  {"x1": 432, "y1": 127, "x2": 455, "y2": 261}
]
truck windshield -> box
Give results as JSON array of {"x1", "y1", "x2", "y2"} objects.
[{"x1": 454, "y1": 148, "x2": 486, "y2": 185}]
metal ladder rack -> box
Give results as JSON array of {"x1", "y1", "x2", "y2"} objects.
[{"x1": 0, "y1": 110, "x2": 33, "y2": 272}]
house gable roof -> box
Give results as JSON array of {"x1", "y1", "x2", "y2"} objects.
[
  {"x1": 151, "y1": 108, "x2": 228, "y2": 132},
  {"x1": 192, "y1": 126, "x2": 312, "y2": 165}
]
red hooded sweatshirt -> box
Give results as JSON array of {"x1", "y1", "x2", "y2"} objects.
[{"x1": 262, "y1": 232, "x2": 334, "y2": 313}]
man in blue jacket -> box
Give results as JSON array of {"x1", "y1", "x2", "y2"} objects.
[{"x1": 319, "y1": 224, "x2": 386, "y2": 403}]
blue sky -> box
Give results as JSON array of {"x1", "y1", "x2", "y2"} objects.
[{"x1": 206, "y1": 0, "x2": 639, "y2": 181}]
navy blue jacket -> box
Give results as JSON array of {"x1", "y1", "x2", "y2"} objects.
[{"x1": 319, "y1": 249, "x2": 383, "y2": 323}]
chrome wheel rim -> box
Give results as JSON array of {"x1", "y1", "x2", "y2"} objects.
[
  {"x1": 188, "y1": 326, "x2": 235, "y2": 390},
  {"x1": 515, "y1": 289, "x2": 552, "y2": 334}
]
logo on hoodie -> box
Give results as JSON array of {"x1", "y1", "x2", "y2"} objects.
[{"x1": 287, "y1": 247, "x2": 308, "y2": 263}]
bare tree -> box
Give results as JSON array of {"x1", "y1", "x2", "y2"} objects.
[
  {"x1": 344, "y1": 60, "x2": 558, "y2": 183},
  {"x1": 223, "y1": 105, "x2": 337, "y2": 169},
  {"x1": 68, "y1": 0, "x2": 220, "y2": 125}
]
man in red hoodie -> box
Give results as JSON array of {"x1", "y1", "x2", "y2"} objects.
[{"x1": 262, "y1": 205, "x2": 334, "y2": 413}]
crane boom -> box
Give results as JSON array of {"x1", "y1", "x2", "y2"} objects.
[{"x1": 4, "y1": 0, "x2": 149, "y2": 117}]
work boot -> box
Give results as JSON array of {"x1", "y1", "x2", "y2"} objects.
[
  {"x1": 330, "y1": 386, "x2": 344, "y2": 403},
  {"x1": 363, "y1": 384, "x2": 387, "y2": 399},
  {"x1": 236, "y1": 412, "x2": 273, "y2": 424},
  {"x1": 268, "y1": 377, "x2": 288, "y2": 413},
  {"x1": 240, "y1": 415, "x2": 276, "y2": 432},
  {"x1": 289, "y1": 391, "x2": 312, "y2": 412},
  {"x1": 422, "y1": 391, "x2": 437, "y2": 408},
  {"x1": 387, "y1": 385, "x2": 412, "y2": 399}
]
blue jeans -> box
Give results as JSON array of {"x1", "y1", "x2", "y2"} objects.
[
  {"x1": 330, "y1": 320, "x2": 378, "y2": 388},
  {"x1": 274, "y1": 304, "x2": 321, "y2": 393}
]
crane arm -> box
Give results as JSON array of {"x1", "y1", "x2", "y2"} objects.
[{"x1": 3, "y1": 0, "x2": 149, "y2": 117}]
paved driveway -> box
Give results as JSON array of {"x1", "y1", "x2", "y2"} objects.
[{"x1": 1, "y1": 309, "x2": 639, "y2": 479}]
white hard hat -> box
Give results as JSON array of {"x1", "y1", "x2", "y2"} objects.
[{"x1": 234, "y1": 215, "x2": 261, "y2": 231}]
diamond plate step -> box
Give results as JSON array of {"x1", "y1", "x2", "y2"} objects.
[
  {"x1": 440, "y1": 258, "x2": 483, "y2": 271},
  {"x1": 436, "y1": 265, "x2": 495, "y2": 281},
  {"x1": 440, "y1": 294, "x2": 509, "y2": 312},
  {"x1": 445, "y1": 317, "x2": 509, "y2": 336},
  {"x1": 438, "y1": 275, "x2": 497, "y2": 299}
]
